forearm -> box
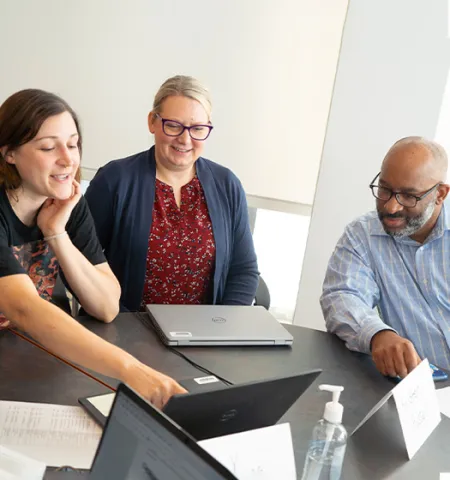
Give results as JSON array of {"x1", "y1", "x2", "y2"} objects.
[
  {"x1": 222, "y1": 268, "x2": 259, "y2": 305},
  {"x1": 9, "y1": 296, "x2": 136, "y2": 381},
  {"x1": 320, "y1": 230, "x2": 395, "y2": 353},
  {"x1": 320, "y1": 291, "x2": 394, "y2": 353},
  {"x1": 1, "y1": 274, "x2": 186, "y2": 407},
  {"x1": 222, "y1": 239, "x2": 259, "y2": 305},
  {"x1": 225, "y1": 188, "x2": 259, "y2": 304},
  {"x1": 48, "y1": 234, "x2": 120, "y2": 322}
]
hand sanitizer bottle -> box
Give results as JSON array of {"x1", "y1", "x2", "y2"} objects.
[{"x1": 301, "y1": 385, "x2": 348, "y2": 480}]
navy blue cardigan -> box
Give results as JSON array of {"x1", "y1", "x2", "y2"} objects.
[{"x1": 85, "y1": 147, "x2": 259, "y2": 311}]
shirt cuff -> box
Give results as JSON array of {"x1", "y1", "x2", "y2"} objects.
[{"x1": 359, "y1": 321, "x2": 397, "y2": 354}]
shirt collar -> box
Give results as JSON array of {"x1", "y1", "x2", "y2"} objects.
[{"x1": 427, "y1": 200, "x2": 449, "y2": 241}]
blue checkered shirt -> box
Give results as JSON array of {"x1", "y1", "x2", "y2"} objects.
[{"x1": 321, "y1": 202, "x2": 450, "y2": 369}]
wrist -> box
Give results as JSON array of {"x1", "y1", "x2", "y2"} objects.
[
  {"x1": 118, "y1": 352, "x2": 144, "y2": 384},
  {"x1": 371, "y1": 329, "x2": 398, "y2": 350},
  {"x1": 43, "y1": 231, "x2": 68, "y2": 242}
]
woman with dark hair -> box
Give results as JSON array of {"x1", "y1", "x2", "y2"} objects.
[{"x1": 0, "y1": 89, "x2": 185, "y2": 407}]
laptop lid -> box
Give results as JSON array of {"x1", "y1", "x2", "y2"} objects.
[
  {"x1": 164, "y1": 370, "x2": 321, "y2": 440},
  {"x1": 78, "y1": 376, "x2": 230, "y2": 428},
  {"x1": 79, "y1": 370, "x2": 321, "y2": 441},
  {"x1": 89, "y1": 383, "x2": 237, "y2": 480},
  {"x1": 146, "y1": 305, "x2": 294, "y2": 346}
]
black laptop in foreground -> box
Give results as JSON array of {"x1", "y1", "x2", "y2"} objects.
[
  {"x1": 80, "y1": 370, "x2": 322, "y2": 440},
  {"x1": 46, "y1": 383, "x2": 238, "y2": 479}
]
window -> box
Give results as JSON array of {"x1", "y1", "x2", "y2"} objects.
[{"x1": 252, "y1": 209, "x2": 311, "y2": 323}]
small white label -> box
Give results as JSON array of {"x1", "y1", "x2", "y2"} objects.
[
  {"x1": 170, "y1": 331, "x2": 192, "y2": 337},
  {"x1": 194, "y1": 376, "x2": 220, "y2": 385}
]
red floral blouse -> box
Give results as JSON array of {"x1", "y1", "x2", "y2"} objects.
[{"x1": 141, "y1": 176, "x2": 216, "y2": 306}]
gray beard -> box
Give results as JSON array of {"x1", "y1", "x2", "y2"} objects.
[{"x1": 385, "y1": 200, "x2": 435, "y2": 238}]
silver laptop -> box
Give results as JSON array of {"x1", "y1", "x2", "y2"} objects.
[{"x1": 145, "y1": 305, "x2": 294, "y2": 346}]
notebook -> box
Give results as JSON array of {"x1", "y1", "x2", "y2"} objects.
[
  {"x1": 145, "y1": 304, "x2": 294, "y2": 346},
  {"x1": 79, "y1": 370, "x2": 321, "y2": 440}
]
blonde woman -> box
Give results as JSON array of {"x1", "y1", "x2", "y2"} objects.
[{"x1": 86, "y1": 75, "x2": 259, "y2": 311}]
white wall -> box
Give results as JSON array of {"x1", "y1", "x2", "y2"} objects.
[
  {"x1": 0, "y1": 0, "x2": 347, "y2": 205},
  {"x1": 294, "y1": 0, "x2": 450, "y2": 329}
]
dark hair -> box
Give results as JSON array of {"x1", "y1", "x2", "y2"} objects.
[{"x1": 0, "y1": 89, "x2": 82, "y2": 189}]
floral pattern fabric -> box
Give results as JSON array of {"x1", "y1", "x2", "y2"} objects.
[{"x1": 142, "y1": 176, "x2": 216, "y2": 306}]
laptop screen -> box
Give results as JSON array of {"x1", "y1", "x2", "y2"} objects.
[{"x1": 90, "y1": 386, "x2": 236, "y2": 480}]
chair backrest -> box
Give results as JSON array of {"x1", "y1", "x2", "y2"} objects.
[
  {"x1": 254, "y1": 276, "x2": 270, "y2": 310},
  {"x1": 52, "y1": 274, "x2": 71, "y2": 314}
]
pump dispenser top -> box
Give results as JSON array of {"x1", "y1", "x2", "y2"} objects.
[{"x1": 318, "y1": 384, "x2": 344, "y2": 424}]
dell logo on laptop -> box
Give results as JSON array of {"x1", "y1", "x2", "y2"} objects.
[
  {"x1": 220, "y1": 409, "x2": 238, "y2": 422},
  {"x1": 212, "y1": 316, "x2": 227, "y2": 323}
]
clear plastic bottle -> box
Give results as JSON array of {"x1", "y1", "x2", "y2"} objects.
[{"x1": 301, "y1": 385, "x2": 348, "y2": 480}]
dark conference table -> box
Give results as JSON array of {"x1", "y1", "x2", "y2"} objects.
[
  {"x1": 0, "y1": 328, "x2": 111, "y2": 403},
  {"x1": 2, "y1": 313, "x2": 450, "y2": 479}
]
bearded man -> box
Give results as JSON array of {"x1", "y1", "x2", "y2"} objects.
[{"x1": 321, "y1": 136, "x2": 450, "y2": 378}]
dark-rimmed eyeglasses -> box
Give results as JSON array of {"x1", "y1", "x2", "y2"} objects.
[
  {"x1": 369, "y1": 172, "x2": 441, "y2": 208},
  {"x1": 154, "y1": 114, "x2": 213, "y2": 141}
]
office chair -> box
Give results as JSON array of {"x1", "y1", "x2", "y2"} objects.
[
  {"x1": 52, "y1": 274, "x2": 72, "y2": 314},
  {"x1": 254, "y1": 276, "x2": 270, "y2": 310}
]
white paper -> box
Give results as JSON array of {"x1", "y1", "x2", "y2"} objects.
[
  {"x1": 440, "y1": 474, "x2": 450, "y2": 480},
  {"x1": 199, "y1": 423, "x2": 296, "y2": 480},
  {"x1": 87, "y1": 392, "x2": 115, "y2": 417},
  {"x1": 351, "y1": 389, "x2": 393, "y2": 435},
  {"x1": 436, "y1": 387, "x2": 450, "y2": 419},
  {"x1": 392, "y1": 359, "x2": 441, "y2": 459},
  {"x1": 0, "y1": 401, "x2": 102, "y2": 469},
  {"x1": 0, "y1": 444, "x2": 46, "y2": 480}
]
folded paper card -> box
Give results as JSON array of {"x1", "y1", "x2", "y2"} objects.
[
  {"x1": 199, "y1": 422, "x2": 296, "y2": 480},
  {"x1": 352, "y1": 359, "x2": 441, "y2": 460}
]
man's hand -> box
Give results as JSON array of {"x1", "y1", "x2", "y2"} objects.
[
  {"x1": 371, "y1": 330, "x2": 421, "y2": 378},
  {"x1": 123, "y1": 361, "x2": 187, "y2": 409}
]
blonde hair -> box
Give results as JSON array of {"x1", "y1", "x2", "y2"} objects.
[{"x1": 152, "y1": 75, "x2": 212, "y2": 121}]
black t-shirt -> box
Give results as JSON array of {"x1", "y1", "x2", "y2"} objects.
[{"x1": 0, "y1": 188, "x2": 106, "y2": 322}]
